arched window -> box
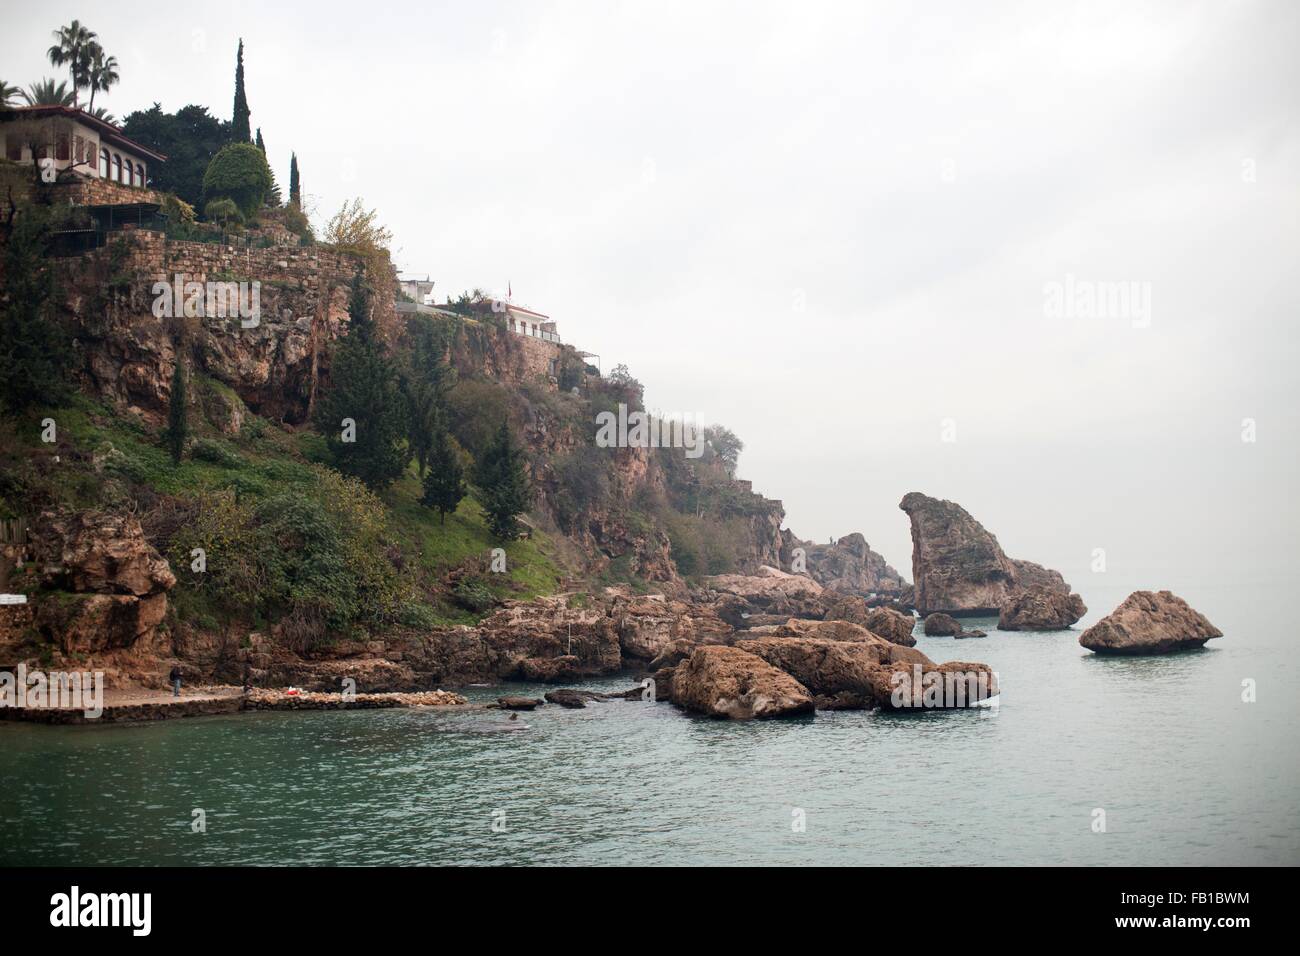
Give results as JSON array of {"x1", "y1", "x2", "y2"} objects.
[
  {"x1": 112, "y1": 154, "x2": 122, "y2": 183},
  {"x1": 136, "y1": 163, "x2": 145, "y2": 188},
  {"x1": 99, "y1": 147, "x2": 109, "y2": 178}
]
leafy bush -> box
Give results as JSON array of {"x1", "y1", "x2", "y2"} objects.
[
  {"x1": 190, "y1": 437, "x2": 244, "y2": 468},
  {"x1": 202, "y1": 143, "x2": 273, "y2": 219},
  {"x1": 452, "y1": 575, "x2": 495, "y2": 613}
]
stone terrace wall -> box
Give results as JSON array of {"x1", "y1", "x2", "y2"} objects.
[{"x1": 58, "y1": 175, "x2": 159, "y2": 207}]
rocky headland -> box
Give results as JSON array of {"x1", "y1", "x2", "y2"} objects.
[{"x1": 899, "y1": 492, "x2": 1085, "y2": 628}]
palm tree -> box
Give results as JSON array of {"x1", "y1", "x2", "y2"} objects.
[
  {"x1": 47, "y1": 20, "x2": 98, "y2": 109},
  {"x1": 22, "y1": 78, "x2": 76, "y2": 107},
  {"x1": 86, "y1": 45, "x2": 119, "y2": 114},
  {"x1": 0, "y1": 79, "x2": 21, "y2": 109},
  {"x1": 88, "y1": 107, "x2": 116, "y2": 124}
]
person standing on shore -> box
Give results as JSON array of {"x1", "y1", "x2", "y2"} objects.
[{"x1": 169, "y1": 666, "x2": 182, "y2": 698}]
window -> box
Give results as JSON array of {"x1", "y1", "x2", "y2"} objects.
[
  {"x1": 136, "y1": 163, "x2": 145, "y2": 187},
  {"x1": 124, "y1": 161, "x2": 134, "y2": 187},
  {"x1": 100, "y1": 147, "x2": 109, "y2": 177},
  {"x1": 112, "y1": 154, "x2": 122, "y2": 183},
  {"x1": 55, "y1": 133, "x2": 71, "y2": 161},
  {"x1": 4, "y1": 135, "x2": 21, "y2": 162}
]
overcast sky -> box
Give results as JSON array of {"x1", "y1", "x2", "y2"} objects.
[{"x1": 5, "y1": 0, "x2": 1298, "y2": 598}]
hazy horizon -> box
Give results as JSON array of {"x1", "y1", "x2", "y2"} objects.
[{"x1": 5, "y1": 0, "x2": 1297, "y2": 592}]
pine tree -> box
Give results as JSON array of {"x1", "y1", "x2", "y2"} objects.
[
  {"x1": 288, "y1": 152, "x2": 300, "y2": 207},
  {"x1": 312, "y1": 271, "x2": 409, "y2": 489},
  {"x1": 0, "y1": 209, "x2": 69, "y2": 413},
  {"x1": 231, "y1": 39, "x2": 250, "y2": 142},
  {"x1": 164, "y1": 356, "x2": 188, "y2": 464},
  {"x1": 421, "y1": 427, "x2": 466, "y2": 524},
  {"x1": 255, "y1": 128, "x2": 281, "y2": 206},
  {"x1": 474, "y1": 420, "x2": 529, "y2": 540}
]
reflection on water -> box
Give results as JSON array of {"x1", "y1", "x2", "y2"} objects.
[{"x1": 2, "y1": 602, "x2": 1296, "y2": 866}]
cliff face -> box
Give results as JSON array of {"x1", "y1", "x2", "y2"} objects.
[
  {"x1": 898, "y1": 492, "x2": 1083, "y2": 624},
  {"x1": 56, "y1": 230, "x2": 395, "y2": 427}
]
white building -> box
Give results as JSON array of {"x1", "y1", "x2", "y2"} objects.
[{"x1": 0, "y1": 105, "x2": 165, "y2": 188}]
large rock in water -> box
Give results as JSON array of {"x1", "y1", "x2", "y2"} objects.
[
  {"x1": 999, "y1": 585, "x2": 1088, "y2": 631},
  {"x1": 735, "y1": 636, "x2": 995, "y2": 711},
  {"x1": 671, "y1": 645, "x2": 815, "y2": 720},
  {"x1": 1079, "y1": 591, "x2": 1222, "y2": 655},
  {"x1": 899, "y1": 492, "x2": 1084, "y2": 623},
  {"x1": 923, "y1": 612, "x2": 962, "y2": 636}
]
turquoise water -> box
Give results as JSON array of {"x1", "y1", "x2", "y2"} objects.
[{"x1": 2, "y1": 582, "x2": 1297, "y2": 866}]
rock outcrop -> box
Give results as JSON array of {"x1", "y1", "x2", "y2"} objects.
[
  {"x1": 734, "y1": 634, "x2": 995, "y2": 711},
  {"x1": 899, "y1": 492, "x2": 1084, "y2": 624},
  {"x1": 1079, "y1": 591, "x2": 1222, "y2": 655},
  {"x1": 792, "y1": 533, "x2": 909, "y2": 597},
  {"x1": 28, "y1": 511, "x2": 176, "y2": 653},
  {"x1": 822, "y1": 595, "x2": 917, "y2": 646},
  {"x1": 670, "y1": 645, "x2": 815, "y2": 720},
  {"x1": 701, "y1": 566, "x2": 829, "y2": 627},
  {"x1": 609, "y1": 591, "x2": 731, "y2": 661},
  {"x1": 999, "y1": 585, "x2": 1088, "y2": 631}
]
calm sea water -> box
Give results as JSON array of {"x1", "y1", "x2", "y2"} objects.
[{"x1": 2, "y1": 581, "x2": 1296, "y2": 866}]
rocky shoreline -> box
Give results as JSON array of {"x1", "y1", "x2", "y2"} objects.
[{"x1": 0, "y1": 686, "x2": 468, "y2": 725}]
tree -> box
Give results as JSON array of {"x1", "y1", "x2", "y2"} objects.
[
  {"x1": 0, "y1": 80, "x2": 21, "y2": 109},
  {"x1": 164, "y1": 356, "x2": 188, "y2": 463},
  {"x1": 254, "y1": 128, "x2": 281, "y2": 206},
  {"x1": 474, "y1": 420, "x2": 529, "y2": 540},
  {"x1": 123, "y1": 104, "x2": 232, "y2": 208},
  {"x1": 0, "y1": 209, "x2": 69, "y2": 413},
  {"x1": 203, "y1": 197, "x2": 242, "y2": 229},
  {"x1": 202, "y1": 142, "x2": 272, "y2": 219},
  {"x1": 312, "y1": 272, "x2": 409, "y2": 489},
  {"x1": 231, "y1": 39, "x2": 250, "y2": 142},
  {"x1": 704, "y1": 425, "x2": 744, "y2": 475},
  {"x1": 21, "y1": 78, "x2": 75, "y2": 107},
  {"x1": 288, "y1": 153, "x2": 300, "y2": 207},
  {"x1": 403, "y1": 314, "x2": 455, "y2": 476},
  {"x1": 421, "y1": 428, "x2": 466, "y2": 524},
  {"x1": 47, "y1": 20, "x2": 97, "y2": 109},
  {"x1": 85, "y1": 45, "x2": 119, "y2": 114},
  {"x1": 324, "y1": 198, "x2": 392, "y2": 276}
]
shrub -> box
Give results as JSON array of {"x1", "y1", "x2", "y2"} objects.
[
  {"x1": 202, "y1": 142, "x2": 273, "y2": 219},
  {"x1": 452, "y1": 575, "x2": 495, "y2": 613},
  {"x1": 190, "y1": 437, "x2": 243, "y2": 468}
]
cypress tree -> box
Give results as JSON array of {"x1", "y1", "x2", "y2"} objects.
[
  {"x1": 474, "y1": 420, "x2": 529, "y2": 540},
  {"x1": 421, "y1": 427, "x2": 466, "y2": 524},
  {"x1": 231, "y1": 39, "x2": 250, "y2": 142},
  {"x1": 312, "y1": 270, "x2": 409, "y2": 489},
  {"x1": 288, "y1": 152, "x2": 300, "y2": 207},
  {"x1": 164, "y1": 356, "x2": 188, "y2": 464},
  {"x1": 255, "y1": 128, "x2": 282, "y2": 206}
]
